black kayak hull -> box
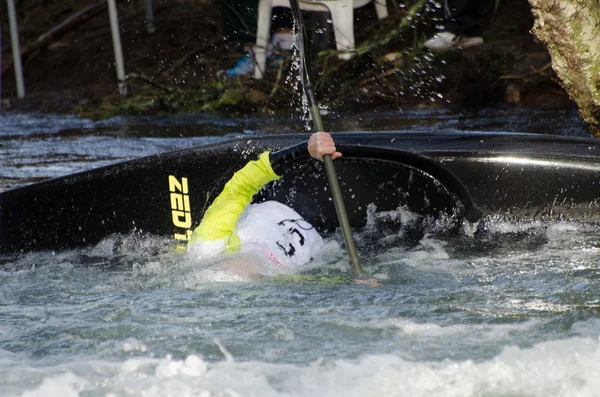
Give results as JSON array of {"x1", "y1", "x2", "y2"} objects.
[{"x1": 2, "y1": 131, "x2": 600, "y2": 254}]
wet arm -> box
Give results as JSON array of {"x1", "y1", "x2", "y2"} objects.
[
  {"x1": 189, "y1": 151, "x2": 279, "y2": 246},
  {"x1": 189, "y1": 143, "x2": 309, "y2": 248}
]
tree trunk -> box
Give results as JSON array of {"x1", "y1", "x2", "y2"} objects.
[{"x1": 528, "y1": 0, "x2": 600, "y2": 137}]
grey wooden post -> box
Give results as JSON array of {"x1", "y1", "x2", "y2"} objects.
[
  {"x1": 144, "y1": 0, "x2": 156, "y2": 34},
  {"x1": 107, "y1": 0, "x2": 127, "y2": 95},
  {"x1": 7, "y1": 0, "x2": 25, "y2": 98}
]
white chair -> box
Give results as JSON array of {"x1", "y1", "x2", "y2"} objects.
[{"x1": 254, "y1": 0, "x2": 388, "y2": 79}]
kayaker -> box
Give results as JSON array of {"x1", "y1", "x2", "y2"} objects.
[{"x1": 187, "y1": 131, "x2": 340, "y2": 277}]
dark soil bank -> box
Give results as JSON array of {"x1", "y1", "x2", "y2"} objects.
[{"x1": 0, "y1": 0, "x2": 575, "y2": 117}]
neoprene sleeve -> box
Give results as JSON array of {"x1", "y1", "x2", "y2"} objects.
[{"x1": 270, "y1": 142, "x2": 308, "y2": 176}]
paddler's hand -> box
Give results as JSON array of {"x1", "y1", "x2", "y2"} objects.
[
  {"x1": 355, "y1": 278, "x2": 383, "y2": 287},
  {"x1": 308, "y1": 132, "x2": 342, "y2": 161}
]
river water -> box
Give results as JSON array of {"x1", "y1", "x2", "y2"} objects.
[{"x1": 2, "y1": 109, "x2": 600, "y2": 396}]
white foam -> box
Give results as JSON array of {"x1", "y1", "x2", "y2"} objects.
[
  {"x1": 19, "y1": 372, "x2": 87, "y2": 397},
  {"x1": 476, "y1": 218, "x2": 547, "y2": 234},
  {"x1": 122, "y1": 338, "x2": 148, "y2": 353},
  {"x1": 405, "y1": 235, "x2": 450, "y2": 262},
  {"x1": 336, "y1": 318, "x2": 539, "y2": 340},
  {"x1": 4, "y1": 335, "x2": 599, "y2": 397},
  {"x1": 154, "y1": 354, "x2": 208, "y2": 378}
]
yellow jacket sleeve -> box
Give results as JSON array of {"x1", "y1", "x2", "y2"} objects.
[{"x1": 189, "y1": 151, "x2": 280, "y2": 251}]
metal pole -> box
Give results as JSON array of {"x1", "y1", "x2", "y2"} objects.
[
  {"x1": 144, "y1": 0, "x2": 156, "y2": 34},
  {"x1": 107, "y1": 0, "x2": 127, "y2": 96},
  {"x1": 7, "y1": 0, "x2": 25, "y2": 98}
]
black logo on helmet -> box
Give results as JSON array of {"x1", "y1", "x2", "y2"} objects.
[{"x1": 276, "y1": 225, "x2": 307, "y2": 257}]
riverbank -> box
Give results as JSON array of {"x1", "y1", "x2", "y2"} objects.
[{"x1": 0, "y1": 0, "x2": 575, "y2": 118}]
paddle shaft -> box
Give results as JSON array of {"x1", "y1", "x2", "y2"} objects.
[{"x1": 289, "y1": 0, "x2": 363, "y2": 276}]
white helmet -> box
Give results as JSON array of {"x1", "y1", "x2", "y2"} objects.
[{"x1": 235, "y1": 201, "x2": 324, "y2": 268}]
